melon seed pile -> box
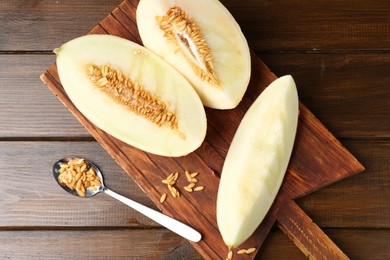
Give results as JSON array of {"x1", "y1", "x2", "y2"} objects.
[
  {"x1": 58, "y1": 158, "x2": 101, "y2": 197},
  {"x1": 156, "y1": 6, "x2": 219, "y2": 87},
  {"x1": 87, "y1": 63, "x2": 179, "y2": 130}
]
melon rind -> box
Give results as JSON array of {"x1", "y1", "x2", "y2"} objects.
[
  {"x1": 216, "y1": 75, "x2": 299, "y2": 248},
  {"x1": 136, "y1": 0, "x2": 251, "y2": 109},
  {"x1": 55, "y1": 34, "x2": 207, "y2": 157}
]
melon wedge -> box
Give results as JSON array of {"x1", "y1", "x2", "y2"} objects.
[
  {"x1": 136, "y1": 0, "x2": 251, "y2": 109},
  {"x1": 55, "y1": 34, "x2": 207, "y2": 157},
  {"x1": 216, "y1": 75, "x2": 299, "y2": 249}
]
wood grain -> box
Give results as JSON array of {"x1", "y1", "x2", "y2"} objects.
[
  {"x1": 0, "y1": 0, "x2": 122, "y2": 51},
  {"x1": 297, "y1": 139, "x2": 390, "y2": 228},
  {"x1": 278, "y1": 200, "x2": 348, "y2": 259},
  {"x1": 260, "y1": 53, "x2": 390, "y2": 139},
  {"x1": 259, "y1": 229, "x2": 390, "y2": 260},
  {"x1": 0, "y1": 229, "x2": 387, "y2": 259},
  {"x1": 0, "y1": 55, "x2": 89, "y2": 138},
  {"x1": 0, "y1": 141, "x2": 386, "y2": 229},
  {"x1": 0, "y1": 229, "x2": 201, "y2": 259},
  {"x1": 2, "y1": 54, "x2": 389, "y2": 139},
  {"x1": 40, "y1": 0, "x2": 365, "y2": 258},
  {"x1": 0, "y1": 141, "x2": 158, "y2": 227},
  {"x1": 1, "y1": 0, "x2": 388, "y2": 258},
  {"x1": 1, "y1": 0, "x2": 389, "y2": 51}
]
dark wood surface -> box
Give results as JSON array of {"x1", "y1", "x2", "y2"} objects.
[
  {"x1": 1, "y1": 0, "x2": 389, "y2": 259},
  {"x1": 40, "y1": 0, "x2": 365, "y2": 257}
]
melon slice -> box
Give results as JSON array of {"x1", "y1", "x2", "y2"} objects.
[
  {"x1": 216, "y1": 75, "x2": 299, "y2": 249},
  {"x1": 55, "y1": 34, "x2": 207, "y2": 157},
  {"x1": 136, "y1": 0, "x2": 251, "y2": 109}
]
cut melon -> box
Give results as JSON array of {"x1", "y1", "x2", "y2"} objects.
[
  {"x1": 136, "y1": 0, "x2": 251, "y2": 109},
  {"x1": 55, "y1": 34, "x2": 207, "y2": 157},
  {"x1": 216, "y1": 75, "x2": 299, "y2": 249}
]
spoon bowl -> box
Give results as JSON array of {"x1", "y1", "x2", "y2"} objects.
[
  {"x1": 52, "y1": 158, "x2": 202, "y2": 242},
  {"x1": 53, "y1": 158, "x2": 103, "y2": 198}
]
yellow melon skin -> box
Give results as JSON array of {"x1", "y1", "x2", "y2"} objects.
[
  {"x1": 55, "y1": 34, "x2": 207, "y2": 157},
  {"x1": 136, "y1": 0, "x2": 251, "y2": 109},
  {"x1": 216, "y1": 75, "x2": 299, "y2": 249}
]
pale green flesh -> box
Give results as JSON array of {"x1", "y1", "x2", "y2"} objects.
[
  {"x1": 216, "y1": 75, "x2": 299, "y2": 248},
  {"x1": 136, "y1": 0, "x2": 251, "y2": 109},
  {"x1": 56, "y1": 34, "x2": 206, "y2": 157}
]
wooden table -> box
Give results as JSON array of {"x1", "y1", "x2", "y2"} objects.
[{"x1": 1, "y1": 0, "x2": 389, "y2": 259}]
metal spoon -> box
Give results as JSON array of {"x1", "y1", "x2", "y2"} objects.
[{"x1": 53, "y1": 158, "x2": 202, "y2": 242}]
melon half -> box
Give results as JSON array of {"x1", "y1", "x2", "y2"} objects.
[
  {"x1": 217, "y1": 75, "x2": 299, "y2": 249},
  {"x1": 137, "y1": 0, "x2": 251, "y2": 109},
  {"x1": 55, "y1": 34, "x2": 207, "y2": 157}
]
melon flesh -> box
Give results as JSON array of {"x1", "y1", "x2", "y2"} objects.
[
  {"x1": 216, "y1": 75, "x2": 299, "y2": 249},
  {"x1": 136, "y1": 0, "x2": 251, "y2": 109},
  {"x1": 55, "y1": 34, "x2": 207, "y2": 157}
]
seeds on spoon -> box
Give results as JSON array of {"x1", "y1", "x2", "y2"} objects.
[{"x1": 58, "y1": 157, "x2": 101, "y2": 197}]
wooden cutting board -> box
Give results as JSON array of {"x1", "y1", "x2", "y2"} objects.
[{"x1": 40, "y1": 0, "x2": 365, "y2": 258}]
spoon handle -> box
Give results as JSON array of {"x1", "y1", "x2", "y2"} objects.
[{"x1": 103, "y1": 188, "x2": 202, "y2": 242}]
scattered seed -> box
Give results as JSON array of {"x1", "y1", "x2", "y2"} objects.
[
  {"x1": 191, "y1": 178, "x2": 198, "y2": 183},
  {"x1": 227, "y1": 250, "x2": 233, "y2": 260},
  {"x1": 167, "y1": 179, "x2": 176, "y2": 186},
  {"x1": 246, "y1": 248, "x2": 256, "y2": 254},
  {"x1": 184, "y1": 186, "x2": 193, "y2": 192},
  {"x1": 166, "y1": 172, "x2": 175, "y2": 181},
  {"x1": 187, "y1": 182, "x2": 196, "y2": 189},
  {"x1": 172, "y1": 188, "x2": 180, "y2": 198},
  {"x1": 160, "y1": 170, "x2": 204, "y2": 199},
  {"x1": 185, "y1": 170, "x2": 192, "y2": 181},
  {"x1": 168, "y1": 185, "x2": 179, "y2": 198},
  {"x1": 237, "y1": 249, "x2": 247, "y2": 255},
  {"x1": 173, "y1": 172, "x2": 179, "y2": 181},
  {"x1": 190, "y1": 172, "x2": 198, "y2": 178},
  {"x1": 160, "y1": 193, "x2": 167, "y2": 203},
  {"x1": 194, "y1": 186, "x2": 204, "y2": 191}
]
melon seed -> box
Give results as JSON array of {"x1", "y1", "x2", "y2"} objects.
[
  {"x1": 87, "y1": 64, "x2": 179, "y2": 131},
  {"x1": 156, "y1": 6, "x2": 220, "y2": 88}
]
